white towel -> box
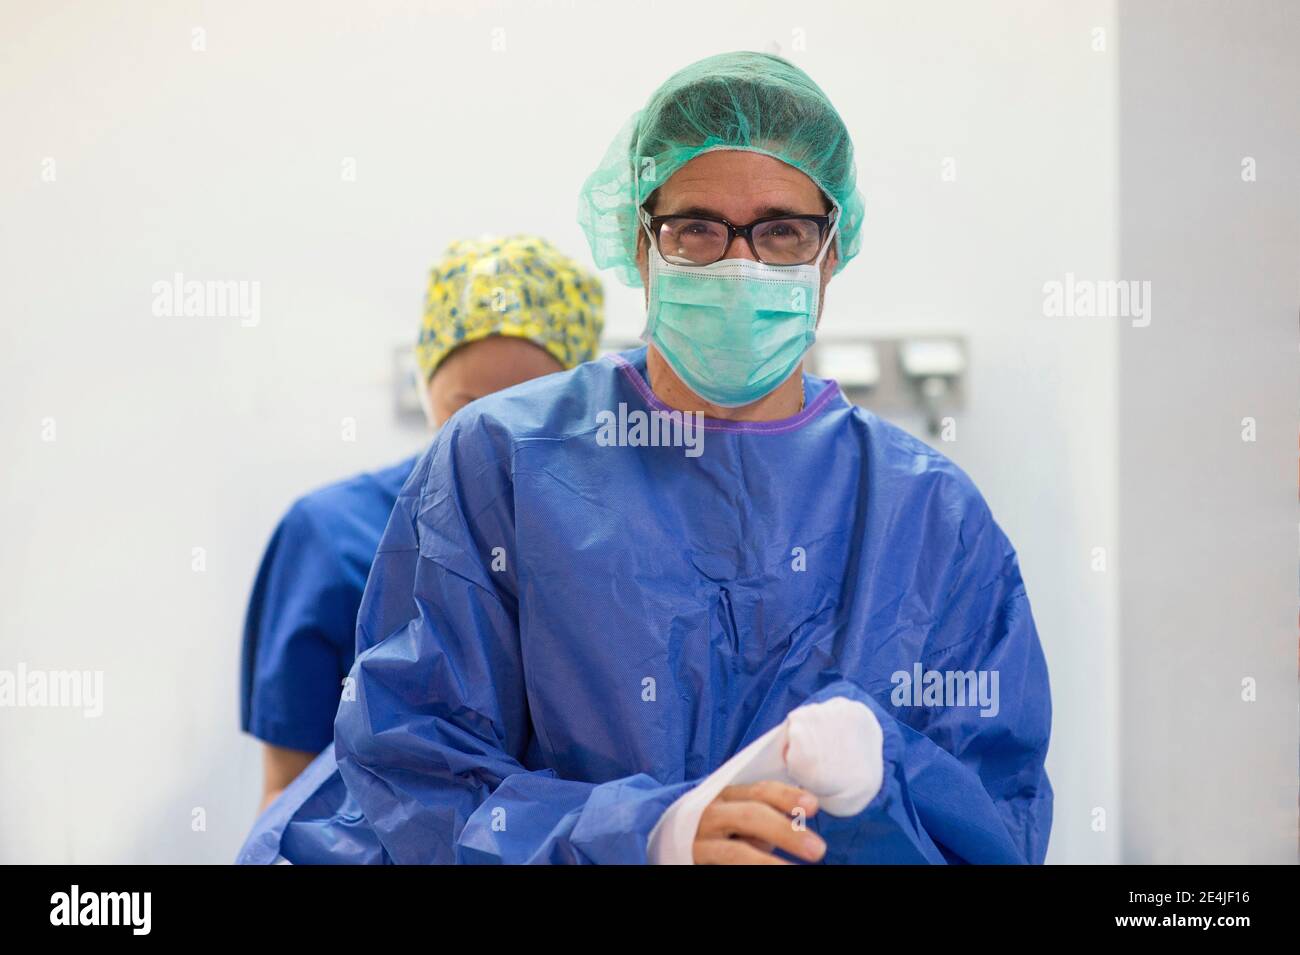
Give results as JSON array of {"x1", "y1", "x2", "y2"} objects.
[{"x1": 647, "y1": 695, "x2": 884, "y2": 864}]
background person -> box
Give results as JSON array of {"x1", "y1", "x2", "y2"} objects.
[{"x1": 240, "y1": 236, "x2": 604, "y2": 809}]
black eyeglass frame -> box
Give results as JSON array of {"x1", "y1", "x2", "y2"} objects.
[{"x1": 639, "y1": 207, "x2": 838, "y2": 267}]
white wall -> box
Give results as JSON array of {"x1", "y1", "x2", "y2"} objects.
[
  {"x1": 1116, "y1": 0, "x2": 1298, "y2": 863},
  {"x1": 0, "y1": 0, "x2": 1120, "y2": 862}
]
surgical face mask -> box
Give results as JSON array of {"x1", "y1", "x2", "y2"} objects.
[{"x1": 640, "y1": 216, "x2": 839, "y2": 408}]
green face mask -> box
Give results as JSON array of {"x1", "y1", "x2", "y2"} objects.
[{"x1": 641, "y1": 220, "x2": 838, "y2": 408}]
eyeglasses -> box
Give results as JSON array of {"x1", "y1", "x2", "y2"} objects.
[{"x1": 641, "y1": 208, "x2": 836, "y2": 267}]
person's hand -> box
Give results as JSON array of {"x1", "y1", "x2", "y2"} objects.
[{"x1": 692, "y1": 781, "x2": 826, "y2": 865}]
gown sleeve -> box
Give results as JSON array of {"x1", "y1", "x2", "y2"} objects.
[
  {"x1": 240, "y1": 501, "x2": 358, "y2": 754},
  {"x1": 807, "y1": 493, "x2": 1053, "y2": 865},
  {"x1": 334, "y1": 421, "x2": 695, "y2": 864}
]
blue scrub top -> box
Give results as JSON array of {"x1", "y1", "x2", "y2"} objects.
[
  {"x1": 240, "y1": 347, "x2": 1052, "y2": 865},
  {"x1": 240, "y1": 454, "x2": 420, "y2": 753}
]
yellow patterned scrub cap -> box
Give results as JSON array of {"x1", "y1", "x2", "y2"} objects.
[{"x1": 416, "y1": 235, "x2": 605, "y2": 381}]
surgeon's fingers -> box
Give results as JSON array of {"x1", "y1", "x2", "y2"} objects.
[
  {"x1": 698, "y1": 800, "x2": 827, "y2": 863},
  {"x1": 719, "y1": 780, "x2": 819, "y2": 818},
  {"x1": 694, "y1": 837, "x2": 792, "y2": 866}
]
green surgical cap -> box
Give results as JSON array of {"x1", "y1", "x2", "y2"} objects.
[{"x1": 577, "y1": 51, "x2": 865, "y2": 288}]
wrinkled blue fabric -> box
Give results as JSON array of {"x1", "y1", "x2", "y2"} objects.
[
  {"x1": 240, "y1": 456, "x2": 417, "y2": 753},
  {"x1": 239, "y1": 347, "x2": 1051, "y2": 864},
  {"x1": 237, "y1": 746, "x2": 390, "y2": 864}
]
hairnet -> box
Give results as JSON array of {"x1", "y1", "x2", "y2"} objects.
[
  {"x1": 577, "y1": 51, "x2": 865, "y2": 288},
  {"x1": 416, "y1": 235, "x2": 605, "y2": 381}
]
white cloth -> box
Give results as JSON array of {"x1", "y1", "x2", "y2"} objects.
[{"x1": 647, "y1": 696, "x2": 884, "y2": 864}]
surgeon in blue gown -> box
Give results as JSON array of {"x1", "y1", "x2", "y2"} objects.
[
  {"x1": 240, "y1": 235, "x2": 605, "y2": 810},
  {"x1": 239, "y1": 51, "x2": 1052, "y2": 865}
]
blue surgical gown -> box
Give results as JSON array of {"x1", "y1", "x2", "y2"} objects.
[
  {"x1": 239, "y1": 347, "x2": 1052, "y2": 864},
  {"x1": 240, "y1": 455, "x2": 418, "y2": 753}
]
